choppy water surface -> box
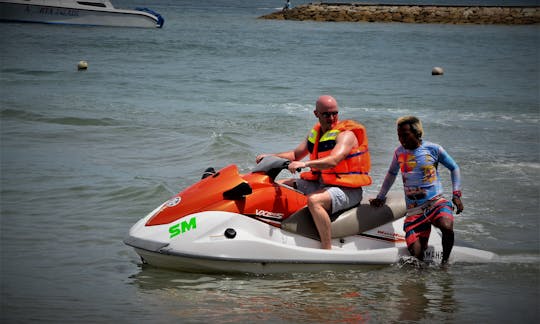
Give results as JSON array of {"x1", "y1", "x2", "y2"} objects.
[{"x1": 1, "y1": 0, "x2": 538, "y2": 322}]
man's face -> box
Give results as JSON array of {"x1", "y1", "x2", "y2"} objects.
[
  {"x1": 315, "y1": 107, "x2": 339, "y2": 130},
  {"x1": 397, "y1": 124, "x2": 420, "y2": 150}
]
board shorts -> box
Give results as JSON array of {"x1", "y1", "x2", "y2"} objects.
[
  {"x1": 403, "y1": 197, "x2": 454, "y2": 247},
  {"x1": 295, "y1": 179, "x2": 363, "y2": 214}
]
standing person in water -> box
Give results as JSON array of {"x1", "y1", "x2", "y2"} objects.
[
  {"x1": 256, "y1": 95, "x2": 371, "y2": 249},
  {"x1": 283, "y1": 0, "x2": 291, "y2": 11},
  {"x1": 370, "y1": 116, "x2": 463, "y2": 264}
]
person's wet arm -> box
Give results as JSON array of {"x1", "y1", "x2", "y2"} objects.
[
  {"x1": 438, "y1": 146, "x2": 464, "y2": 213},
  {"x1": 370, "y1": 152, "x2": 399, "y2": 207}
]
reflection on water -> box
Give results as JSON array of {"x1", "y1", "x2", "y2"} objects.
[
  {"x1": 129, "y1": 263, "x2": 457, "y2": 323},
  {"x1": 396, "y1": 268, "x2": 456, "y2": 322},
  {"x1": 398, "y1": 278, "x2": 430, "y2": 321}
]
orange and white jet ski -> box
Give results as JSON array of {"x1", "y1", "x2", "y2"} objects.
[{"x1": 124, "y1": 156, "x2": 497, "y2": 273}]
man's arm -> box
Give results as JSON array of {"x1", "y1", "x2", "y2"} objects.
[
  {"x1": 288, "y1": 130, "x2": 356, "y2": 172},
  {"x1": 438, "y1": 146, "x2": 464, "y2": 214},
  {"x1": 370, "y1": 152, "x2": 400, "y2": 207},
  {"x1": 256, "y1": 138, "x2": 309, "y2": 164}
]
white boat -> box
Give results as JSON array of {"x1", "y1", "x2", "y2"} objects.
[
  {"x1": 124, "y1": 157, "x2": 497, "y2": 274},
  {"x1": 0, "y1": 0, "x2": 164, "y2": 28}
]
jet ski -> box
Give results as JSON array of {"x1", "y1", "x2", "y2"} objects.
[{"x1": 124, "y1": 156, "x2": 497, "y2": 273}]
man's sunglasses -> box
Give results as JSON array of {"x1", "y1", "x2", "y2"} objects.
[{"x1": 321, "y1": 111, "x2": 339, "y2": 117}]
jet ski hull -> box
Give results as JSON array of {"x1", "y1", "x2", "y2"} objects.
[
  {"x1": 131, "y1": 248, "x2": 400, "y2": 274},
  {"x1": 131, "y1": 246, "x2": 496, "y2": 274},
  {"x1": 125, "y1": 209, "x2": 497, "y2": 274}
]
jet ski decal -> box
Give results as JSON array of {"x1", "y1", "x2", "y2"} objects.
[{"x1": 169, "y1": 217, "x2": 197, "y2": 239}]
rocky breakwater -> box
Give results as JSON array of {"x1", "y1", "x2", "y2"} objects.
[{"x1": 260, "y1": 3, "x2": 540, "y2": 24}]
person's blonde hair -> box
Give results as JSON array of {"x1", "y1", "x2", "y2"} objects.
[{"x1": 397, "y1": 116, "x2": 423, "y2": 139}]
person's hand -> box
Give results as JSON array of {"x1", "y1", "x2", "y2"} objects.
[
  {"x1": 256, "y1": 154, "x2": 270, "y2": 164},
  {"x1": 369, "y1": 198, "x2": 385, "y2": 207},
  {"x1": 287, "y1": 161, "x2": 306, "y2": 173},
  {"x1": 452, "y1": 197, "x2": 463, "y2": 214}
]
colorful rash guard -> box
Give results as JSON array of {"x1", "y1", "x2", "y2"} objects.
[{"x1": 376, "y1": 141, "x2": 461, "y2": 209}]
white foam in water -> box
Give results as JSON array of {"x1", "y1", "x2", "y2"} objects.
[
  {"x1": 397, "y1": 256, "x2": 424, "y2": 268},
  {"x1": 497, "y1": 254, "x2": 540, "y2": 264}
]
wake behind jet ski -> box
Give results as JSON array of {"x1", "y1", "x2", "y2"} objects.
[{"x1": 124, "y1": 156, "x2": 497, "y2": 274}]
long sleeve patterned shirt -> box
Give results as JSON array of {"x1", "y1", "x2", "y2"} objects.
[{"x1": 376, "y1": 141, "x2": 461, "y2": 209}]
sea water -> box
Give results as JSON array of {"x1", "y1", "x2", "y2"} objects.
[{"x1": 1, "y1": 0, "x2": 539, "y2": 322}]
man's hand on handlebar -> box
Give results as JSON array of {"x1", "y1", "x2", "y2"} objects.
[{"x1": 288, "y1": 161, "x2": 307, "y2": 174}]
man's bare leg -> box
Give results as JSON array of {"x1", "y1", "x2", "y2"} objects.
[{"x1": 307, "y1": 190, "x2": 333, "y2": 249}]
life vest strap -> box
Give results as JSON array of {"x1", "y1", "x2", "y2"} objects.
[
  {"x1": 310, "y1": 171, "x2": 369, "y2": 175},
  {"x1": 346, "y1": 150, "x2": 368, "y2": 159}
]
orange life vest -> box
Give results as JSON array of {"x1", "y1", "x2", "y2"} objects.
[{"x1": 300, "y1": 120, "x2": 372, "y2": 188}]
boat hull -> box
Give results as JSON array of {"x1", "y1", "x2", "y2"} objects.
[
  {"x1": 132, "y1": 245, "x2": 497, "y2": 274},
  {"x1": 0, "y1": 1, "x2": 162, "y2": 28},
  {"x1": 125, "y1": 210, "x2": 498, "y2": 274},
  {"x1": 132, "y1": 247, "x2": 396, "y2": 274}
]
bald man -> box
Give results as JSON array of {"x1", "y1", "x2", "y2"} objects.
[{"x1": 256, "y1": 95, "x2": 372, "y2": 249}]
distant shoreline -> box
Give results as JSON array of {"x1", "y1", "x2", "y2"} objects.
[{"x1": 260, "y1": 3, "x2": 540, "y2": 24}]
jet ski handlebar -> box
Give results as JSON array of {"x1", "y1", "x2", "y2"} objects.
[{"x1": 252, "y1": 156, "x2": 291, "y2": 181}]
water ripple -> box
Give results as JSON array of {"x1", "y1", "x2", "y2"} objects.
[{"x1": 1, "y1": 108, "x2": 120, "y2": 126}]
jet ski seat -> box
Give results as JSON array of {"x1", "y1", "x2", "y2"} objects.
[{"x1": 281, "y1": 191, "x2": 406, "y2": 240}]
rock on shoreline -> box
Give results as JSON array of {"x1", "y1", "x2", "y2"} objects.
[{"x1": 260, "y1": 3, "x2": 540, "y2": 24}]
